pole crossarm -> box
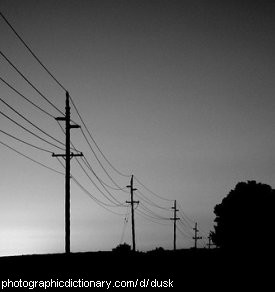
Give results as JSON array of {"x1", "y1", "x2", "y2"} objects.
[
  {"x1": 55, "y1": 117, "x2": 66, "y2": 121},
  {"x1": 52, "y1": 152, "x2": 83, "y2": 158},
  {"x1": 126, "y1": 200, "x2": 139, "y2": 204},
  {"x1": 70, "y1": 124, "x2": 81, "y2": 129}
]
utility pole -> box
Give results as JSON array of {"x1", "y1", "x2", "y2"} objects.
[
  {"x1": 170, "y1": 200, "x2": 180, "y2": 251},
  {"x1": 207, "y1": 233, "x2": 214, "y2": 249},
  {"x1": 193, "y1": 222, "x2": 202, "y2": 249},
  {"x1": 52, "y1": 91, "x2": 83, "y2": 254},
  {"x1": 126, "y1": 175, "x2": 139, "y2": 252}
]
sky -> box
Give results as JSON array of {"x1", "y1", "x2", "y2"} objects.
[{"x1": 0, "y1": 0, "x2": 275, "y2": 256}]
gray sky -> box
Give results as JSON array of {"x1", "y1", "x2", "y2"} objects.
[{"x1": 0, "y1": 0, "x2": 275, "y2": 255}]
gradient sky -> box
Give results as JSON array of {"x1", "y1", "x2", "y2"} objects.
[{"x1": 0, "y1": 0, "x2": 275, "y2": 256}]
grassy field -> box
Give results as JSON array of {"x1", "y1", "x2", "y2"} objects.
[{"x1": 0, "y1": 249, "x2": 271, "y2": 289}]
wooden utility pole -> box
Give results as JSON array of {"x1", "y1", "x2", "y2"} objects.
[
  {"x1": 193, "y1": 222, "x2": 202, "y2": 249},
  {"x1": 207, "y1": 233, "x2": 214, "y2": 249},
  {"x1": 52, "y1": 91, "x2": 83, "y2": 254},
  {"x1": 126, "y1": 175, "x2": 139, "y2": 252},
  {"x1": 170, "y1": 200, "x2": 180, "y2": 251}
]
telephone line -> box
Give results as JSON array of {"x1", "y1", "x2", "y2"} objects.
[
  {"x1": 134, "y1": 175, "x2": 174, "y2": 202},
  {"x1": 135, "y1": 190, "x2": 171, "y2": 211},
  {"x1": 79, "y1": 127, "x2": 127, "y2": 191},
  {"x1": 178, "y1": 220, "x2": 193, "y2": 235},
  {"x1": 75, "y1": 157, "x2": 126, "y2": 207},
  {"x1": 0, "y1": 109, "x2": 65, "y2": 151},
  {"x1": 55, "y1": 156, "x2": 114, "y2": 207},
  {"x1": 0, "y1": 139, "x2": 64, "y2": 175},
  {"x1": 139, "y1": 202, "x2": 170, "y2": 221},
  {"x1": 178, "y1": 212, "x2": 194, "y2": 230},
  {"x1": 70, "y1": 95, "x2": 131, "y2": 178},
  {"x1": 57, "y1": 120, "x2": 126, "y2": 193},
  {"x1": 0, "y1": 76, "x2": 55, "y2": 118},
  {"x1": 176, "y1": 225, "x2": 193, "y2": 239},
  {"x1": 0, "y1": 10, "x2": 67, "y2": 92},
  {"x1": 72, "y1": 176, "x2": 127, "y2": 215},
  {"x1": 136, "y1": 209, "x2": 172, "y2": 226},
  {"x1": 178, "y1": 221, "x2": 194, "y2": 237},
  {"x1": 0, "y1": 128, "x2": 52, "y2": 154},
  {"x1": 72, "y1": 175, "x2": 125, "y2": 209},
  {"x1": 119, "y1": 209, "x2": 130, "y2": 244},
  {"x1": 0, "y1": 50, "x2": 64, "y2": 116},
  {"x1": 55, "y1": 120, "x2": 87, "y2": 154},
  {"x1": 0, "y1": 96, "x2": 65, "y2": 148},
  {"x1": 1, "y1": 10, "x2": 131, "y2": 180},
  {"x1": 178, "y1": 203, "x2": 195, "y2": 225},
  {"x1": 1, "y1": 11, "x2": 175, "y2": 207},
  {"x1": 81, "y1": 156, "x2": 127, "y2": 192}
]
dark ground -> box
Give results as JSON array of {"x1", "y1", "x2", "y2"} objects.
[{"x1": 0, "y1": 249, "x2": 271, "y2": 290}]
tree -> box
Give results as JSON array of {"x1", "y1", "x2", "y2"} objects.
[
  {"x1": 112, "y1": 243, "x2": 132, "y2": 253},
  {"x1": 212, "y1": 180, "x2": 275, "y2": 252}
]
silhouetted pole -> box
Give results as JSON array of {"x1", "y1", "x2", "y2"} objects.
[
  {"x1": 126, "y1": 175, "x2": 139, "y2": 252},
  {"x1": 207, "y1": 233, "x2": 214, "y2": 249},
  {"x1": 52, "y1": 91, "x2": 83, "y2": 254},
  {"x1": 170, "y1": 200, "x2": 180, "y2": 250},
  {"x1": 193, "y1": 222, "x2": 202, "y2": 249}
]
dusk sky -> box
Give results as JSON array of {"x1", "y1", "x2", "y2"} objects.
[{"x1": 0, "y1": 0, "x2": 275, "y2": 256}]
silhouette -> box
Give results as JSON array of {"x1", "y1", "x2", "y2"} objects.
[
  {"x1": 211, "y1": 180, "x2": 275, "y2": 253},
  {"x1": 112, "y1": 242, "x2": 132, "y2": 253}
]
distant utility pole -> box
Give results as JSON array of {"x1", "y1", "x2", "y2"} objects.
[
  {"x1": 193, "y1": 222, "x2": 202, "y2": 249},
  {"x1": 52, "y1": 91, "x2": 83, "y2": 254},
  {"x1": 126, "y1": 175, "x2": 139, "y2": 252},
  {"x1": 207, "y1": 233, "x2": 214, "y2": 249},
  {"x1": 170, "y1": 200, "x2": 180, "y2": 251}
]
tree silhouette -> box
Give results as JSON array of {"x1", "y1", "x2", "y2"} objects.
[
  {"x1": 112, "y1": 243, "x2": 132, "y2": 253},
  {"x1": 212, "y1": 180, "x2": 275, "y2": 252}
]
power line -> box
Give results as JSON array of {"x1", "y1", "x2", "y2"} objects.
[
  {"x1": 75, "y1": 157, "x2": 125, "y2": 207},
  {"x1": 0, "y1": 128, "x2": 52, "y2": 154},
  {"x1": 138, "y1": 202, "x2": 170, "y2": 221},
  {"x1": 0, "y1": 139, "x2": 64, "y2": 175},
  {"x1": 79, "y1": 127, "x2": 127, "y2": 191},
  {"x1": 178, "y1": 218, "x2": 193, "y2": 232},
  {"x1": 69, "y1": 96, "x2": 131, "y2": 178},
  {"x1": 72, "y1": 176, "x2": 127, "y2": 216},
  {"x1": 178, "y1": 220, "x2": 194, "y2": 237},
  {"x1": 0, "y1": 96, "x2": 65, "y2": 148},
  {"x1": 119, "y1": 209, "x2": 130, "y2": 244},
  {"x1": 57, "y1": 121, "x2": 127, "y2": 197},
  {"x1": 178, "y1": 203, "x2": 195, "y2": 225},
  {"x1": 0, "y1": 108, "x2": 65, "y2": 151},
  {"x1": 55, "y1": 156, "x2": 126, "y2": 213},
  {"x1": 1, "y1": 11, "x2": 183, "y2": 233},
  {"x1": 178, "y1": 212, "x2": 194, "y2": 230},
  {"x1": 135, "y1": 209, "x2": 172, "y2": 226},
  {"x1": 0, "y1": 76, "x2": 55, "y2": 118},
  {"x1": 0, "y1": 10, "x2": 67, "y2": 92},
  {"x1": 55, "y1": 119, "x2": 84, "y2": 154},
  {"x1": 1, "y1": 10, "x2": 130, "y2": 181},
  {"x1": 134, "y1": 175, "x2": 174, "y2": 202},
  {"x1": 81, "y1": 156, "x2": 127, "y2": 192},
  {"x1": 176, "y1": 225, "x2": 193, "y2": 239},
  {"x1": 0, "y1": 50, "x2": 64, "y2": 116},
  {"x1": 57, "y1": 109, "x2": 129, "y2": 197},
  {"x1": 135, "y1": 190, "x2": 171, "y2": 211}
]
